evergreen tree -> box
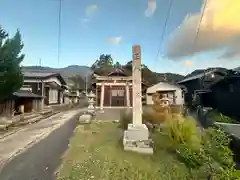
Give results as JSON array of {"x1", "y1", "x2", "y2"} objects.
[{"x1": 0, "y1": 26, "x2": 25, "y2": 102}]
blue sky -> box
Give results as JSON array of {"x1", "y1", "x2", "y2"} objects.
[{"x1": 0, "y1": 0, "x2": 239, "y2": 75}]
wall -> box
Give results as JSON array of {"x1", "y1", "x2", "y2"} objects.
[
  {"x1": 180, "y1": 79, "x2": 201, "y2": 106},
  {"x1": 48, "y1": 89, "x2": 58, "y2": 104},
  {"x1": 146, "y1": 82, "x2": 184, "y2": 105},
  {"x1": 24, "y1": 82, "x2": 43, "y2": 96},
  {"x1": 209, "y1": 78, "x2": 240, "y2": 120}
]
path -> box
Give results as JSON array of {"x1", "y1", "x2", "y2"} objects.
[
  {"x1": 96, "y1": 108, "x2": 132, "y2": 121},
  {"x1": 0, "y1": 108, "x2": 87, "y2": 180}
]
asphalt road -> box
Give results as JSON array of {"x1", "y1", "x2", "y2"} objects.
[{"x1": 0, "y1": 114, "x2": 79, "y2": 180}]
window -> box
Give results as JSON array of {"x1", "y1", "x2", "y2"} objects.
[
  {"x1": 111, "y1": 89, "x2": 124, "y2": 96},
  {"x1": 112, "y1": 90, "x2": 118, "y2": 96}
]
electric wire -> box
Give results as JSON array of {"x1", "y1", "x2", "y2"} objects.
[
  {"x1": 194, "y1": 0, "x2": 208, "y2": 50},
  {"x1": 194, "y1": 0, "x2": 209, "y2": 87},
  {"x1": 153, "y1": 0, "x2": 174, "y2": 68},
  {"x1": 57, "y1": 0, "x2": 62, "y2": 66}
]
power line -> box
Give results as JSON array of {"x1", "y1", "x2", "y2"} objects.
[
  {"x1": 194, "y1": 0, "x2": 208, "y2": 50},
  {"x1": 154, "y1": 0, "x2": 174, "y2": 68},
  {"x1": 57, "y1": 0, "x2": 62, "y2": 66}
]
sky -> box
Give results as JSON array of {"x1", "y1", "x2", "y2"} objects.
[{"x1": 0, "y1": 0, "x2": 239, "y2": 75}]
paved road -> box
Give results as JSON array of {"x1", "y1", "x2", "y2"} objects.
[{"x1": 0, "y1": 109, "x2": 86, "y2": 180}]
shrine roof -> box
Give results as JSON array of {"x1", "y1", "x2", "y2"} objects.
[{"x1": 93, "y1": 67, "x2": 131, "y2": 77}]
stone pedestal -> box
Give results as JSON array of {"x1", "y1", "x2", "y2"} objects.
[{"x1": 123, "y1": 124, "x2": 153, "y2": 154}]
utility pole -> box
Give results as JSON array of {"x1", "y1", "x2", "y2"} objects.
[
  {"x1": 39, "y1": 58, "x2": 42, "y2": 67},
  {"x1": 85, "y1": 75, "x2": 88, "y2": 94}
]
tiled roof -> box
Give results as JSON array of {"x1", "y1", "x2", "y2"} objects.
[
  {"x1": 23, "y1": 70, "x2": 57, "y2": 78},
  {"x1": 22, "y1": 70, "x2": 67, "y2": 85},
  {"x1": 178, "y1": 69, "x2": 218, "y2": 84},
  {"x1": 13, "y1": 90, "x2": 42, "y2": 98}
]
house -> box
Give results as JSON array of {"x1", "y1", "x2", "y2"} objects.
[
  {"x1": 91, "y1": 67, "x2": 149, "y2": 109},
  {"x1": 178, "y1": 68, "x2": 228, "y2": 107},
  {"x1": 146, "y1": 82, "x2": 184, "y2": 105},
  {"x1": 0, "y1": 88, "x2": 43, "y2": 117},
  {"x1": 22, "y1": 70, "x2": 67, "y2": 105},
  {"x1": 200, "y1": 71, "x2": 240, "y2": 120}
]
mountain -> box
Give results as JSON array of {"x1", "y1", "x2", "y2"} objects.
[
  {"x1": 23, "y1": 65, "x2": 184, "y2": 87},
  {"x1": 22, "y1": 65, "x2": 93, "y2": 82},
  {"x1": 234, "y1": 66, "x2": 240, "y2": 72}
]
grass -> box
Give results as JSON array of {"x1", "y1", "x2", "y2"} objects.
[
  {"x1": 206, "y1": 110, "x2": 233, "y2": 123},
  {"x1": 57, "y1": 122, "x2": 193, "y2": 180}
]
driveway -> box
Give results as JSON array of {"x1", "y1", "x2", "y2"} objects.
[{"x1": 0, "y1": 108, "x2": 87, "y2": 180}]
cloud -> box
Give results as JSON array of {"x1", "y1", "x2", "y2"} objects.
[
  {"x1": 106, "y1": 37, "x2": 122, "y2": 45},
  {"x1": 165, "y1": 0, "x2": 240, "y2": 59},
  {"x1": 145, "y1": 0, "x2": 156, "y2": 17},
  {"x1": 81, "y1": 4, "x2": 98, "y2": 23},
  {"x1": 85, "y1": 4, "x2": 98, "y2": 17}
]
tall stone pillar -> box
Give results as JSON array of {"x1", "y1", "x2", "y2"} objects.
[
  {"x1": 100, "y1": 82, "x2": 105, "y2": 112},
  {"x1": 123, "y1": 45, "x2": 153, "y2": 154},
  {"x1": 132, "y1": 45, "x2": 142, "y2": 125}
]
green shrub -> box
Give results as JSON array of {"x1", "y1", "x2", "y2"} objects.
[
  {"x1": 198, "y1": 127, "x2": 240, "y2": 179},
  {"x1": 161, "y1": 117, "x2": 201, "y2": 148},
  {"x1": 158, "y1": 117, "x2": 240, "y2": 179},
  {"x1": 176, "y1": 143, "x2": 206, "y2": 169}
]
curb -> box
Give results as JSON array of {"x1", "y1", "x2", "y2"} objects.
[
  {"x1": 0, "y1": 128, "x2": 24, "y2": 140},
  {"x1": 0, "y1": 112, "x2": 61, "y2": 140}
]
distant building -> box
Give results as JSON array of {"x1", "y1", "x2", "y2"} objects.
[
  {"x1": 178, "y1": 69, "x2": 240, "y2": 119},
  {"x1": 200, "y1": 71, "x2": 240, "y2": 120},
  {"x1": 22, "y1": 70, "x2": 67, "y2": 105},
  {"x1": 177, "y1": 69, "x2": 226, "y2": 107},
  {"x1": 91, "y1": 67, "x2": 149, "y2": 109},
  {"x1": 146, "y1": 82, "x2": 184, "y2": 105}
]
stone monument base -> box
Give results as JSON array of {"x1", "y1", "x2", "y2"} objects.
[{"x1": 123, "y1": 123, "x2": 153, "y2": 154}]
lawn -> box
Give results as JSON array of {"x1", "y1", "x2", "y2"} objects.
[{"x1": 57, "y1": 122, "x2": 193, "y2": 180}]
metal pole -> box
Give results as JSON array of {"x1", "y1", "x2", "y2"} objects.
[{"x1": 85, "y1": 75, "x2": 88, "y2": 94}]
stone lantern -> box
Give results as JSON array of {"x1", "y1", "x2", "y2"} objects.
[{"x1": 87, "y1": 91, "x2": 96, "y2": 114}]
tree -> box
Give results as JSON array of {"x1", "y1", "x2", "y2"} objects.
[
  {"x1": 91, "y1": 54, "x2": 113, "y2": 70},
  {"x1": 0, "y1": 26, "x2": 25, "y2": 102},
  {"x1": 68, "y1": 75, "x2": 85, "y2": 90},
  {"x1": 114, "y1": 61, "x2": 121, "y2": 68}
]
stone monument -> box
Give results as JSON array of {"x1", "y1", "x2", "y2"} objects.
[
  {"x1": 123, "y1": 45, "x2": 153, "y2": 154},
  {"x1": 87, "y1": 91, "x2": 96, "y2": 112},
  {"x1": 79, "y1": 91, "x2": 96, "y2": 124}
]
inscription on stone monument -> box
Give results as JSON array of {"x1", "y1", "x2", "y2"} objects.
[{"x1": 132, "y1": 45, "x2": 142, "y2": 125}]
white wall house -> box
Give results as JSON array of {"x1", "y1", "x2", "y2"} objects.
[{"x1": 146, "y1": 82, "x2": 184, "y2": 105}]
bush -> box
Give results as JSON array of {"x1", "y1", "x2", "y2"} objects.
[
  {"x1": 161, "y1": 116, "x2": 201, "y2": 148},
  {"x1": 158, "y1": 116, "x2": 240, "y2": 179}
]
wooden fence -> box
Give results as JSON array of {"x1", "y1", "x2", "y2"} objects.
[{"x1": 0, "y1": 100, "x2": 15, "y2": 117}]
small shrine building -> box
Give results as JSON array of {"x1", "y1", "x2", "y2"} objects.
[{"x1": 91, "y1": 67, "x2": 149, "y2": 109}]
